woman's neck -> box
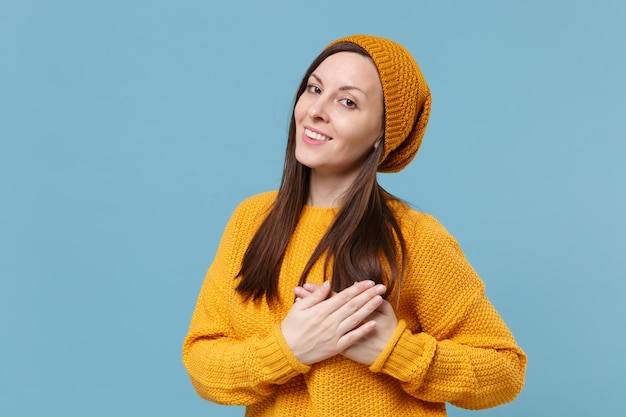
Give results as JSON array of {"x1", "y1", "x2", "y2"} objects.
[{"x1": 306, "y1": 170, "x2": 358, "y2": 208}]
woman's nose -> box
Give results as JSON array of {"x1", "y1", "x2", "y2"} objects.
[{"x1": 307, "y1": 98, "x2": 329, "y2": 121}]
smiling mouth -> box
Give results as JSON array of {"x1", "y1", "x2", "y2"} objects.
[{"x1": 304, "y1": 128, "x2": 332, "y2": 142}]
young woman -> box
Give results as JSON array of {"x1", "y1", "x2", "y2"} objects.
[{"x1": 183, "y1": 35, "x2": 527, "y2": 416}]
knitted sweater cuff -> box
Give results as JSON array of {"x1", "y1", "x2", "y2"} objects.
[
  {"x1": 369, "y1": 320, "x2": 436, "y2": 383},
  {"x1": 254, "y1": 323, "x2": 311, "y2": 385}
]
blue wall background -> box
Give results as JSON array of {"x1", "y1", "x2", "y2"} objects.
[{"x1": 1, "y1": 1, "x2": 624, "y2": 416}]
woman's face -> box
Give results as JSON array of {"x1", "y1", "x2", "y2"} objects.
[{"x1": 294, "y1": 52, "x2": 384, "y2": 179}]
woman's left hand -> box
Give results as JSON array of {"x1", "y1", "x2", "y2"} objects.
[{"x1": 296, "y1": 282, "x2": 399, "y2": 366}]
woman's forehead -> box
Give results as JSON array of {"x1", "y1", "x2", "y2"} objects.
[{"x1": 311, "y1": 52, "x2": 382, "y2": 96}]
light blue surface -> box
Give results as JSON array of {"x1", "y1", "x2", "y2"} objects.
[{"x1": 1, "y1": 1, "x2": 624, "y2": 416}]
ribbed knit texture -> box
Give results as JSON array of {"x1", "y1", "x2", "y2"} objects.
[
  {"x1": 182, "y1": 192, "x2": 526, "y2": 416},
  {"x1": 326, "y1": 35, "x2": 432, "y2": 173}
]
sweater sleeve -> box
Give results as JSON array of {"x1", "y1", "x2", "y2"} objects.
[
  {"x1": 182, "y1": 197, "x2": 310, "y2": 405},
  {"x1": 370, "y1": 213, "x2": 527, "y2": 410}
]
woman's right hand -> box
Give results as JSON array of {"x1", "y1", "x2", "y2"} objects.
[{"x1": 280, "y1": 280, "x2": 386, "y2": 365}]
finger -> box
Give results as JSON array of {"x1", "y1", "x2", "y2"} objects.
[
  {"x1": 291, "y1": 280, "x2": 331, "y2": 309},
  {"x1": 376, "y1": 299, "x2": 395, "y2": 315},
  {"x1": 329, "y1": 282, "x2": 386, "y2": 318},
  {"x1": 335, "y1": 293, "x2": 384, "y2": 335},
  {"x1": 293, "y1": 286, "x2": 309, "y2": 299},
  {"x1": 337, "y1": 320, "x2": 377, "y2": 351},
  {"x1": 302, "y1": 282, "x2": 322, "y2": 292},
  {"x1": 322, "y1": 280, "x2": 381, "y2": 312}
]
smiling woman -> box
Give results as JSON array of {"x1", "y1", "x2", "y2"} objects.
[
  {"x1": 294, "y1": 51, "x2": 384, "y2": 188},
  {"x1": 182, "y1": 34, "x2": 527, "y2": 417}
]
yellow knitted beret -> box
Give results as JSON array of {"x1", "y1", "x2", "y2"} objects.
[{"x1": 326, "y1": 35, "x2": 432, "y2": 173}]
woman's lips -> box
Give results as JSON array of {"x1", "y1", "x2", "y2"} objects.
[{"x1": 302, "y1": 127, "x2": 332, "y2": 145}]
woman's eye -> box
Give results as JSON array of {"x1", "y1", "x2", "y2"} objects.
[
  {"x1": 340, "y1": 98, "x2": 356, "y2": 108},
  {"x1": 307, "y1": 84, "x2": 321, "y2": 94}
]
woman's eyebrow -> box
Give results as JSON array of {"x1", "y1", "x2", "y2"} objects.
[
  {"x1": 310, "y1": 73, "x2": 323, "y2": 85},
  {"x1": 310, "y1": 73, "x2": 367, "y2": 96}
]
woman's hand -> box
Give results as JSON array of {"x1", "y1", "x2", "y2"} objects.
[
  {"x1": 294, "y1": 282, "x2": 399, "y2": 366},
  {"x1": 280, "y1": 280, "x2": 386, "y2": 365},
  {"x1": 340, "y1": 299, "x2": 398, "y2": 365}
]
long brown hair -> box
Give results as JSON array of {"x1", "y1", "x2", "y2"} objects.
[{"x1": 236, "y1": 42, "x2": 407, "y2": 303}]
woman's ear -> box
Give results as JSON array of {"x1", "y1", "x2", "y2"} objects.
[{"x1": 374, "y1": 137, "x2": 382, "y2": 150}]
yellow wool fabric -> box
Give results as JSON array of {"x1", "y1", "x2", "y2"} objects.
[{"x1": 182, "y1": 192, "x2": 526, "y2": 417}]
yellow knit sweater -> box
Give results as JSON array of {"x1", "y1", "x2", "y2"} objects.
[{"x1": 182, "y1": 191, "x2": 526, "y2": 416}]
